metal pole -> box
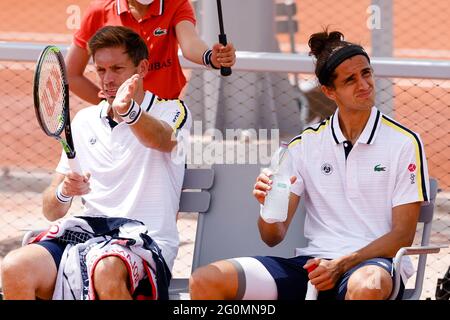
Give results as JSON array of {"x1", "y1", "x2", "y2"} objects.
[
  {"x1": 284, "y1": 0, "x2": 299, "y2": 88},
  {"x1": 371, "y1": 0, "x2": 394, "y2": 117},
  {"x1": 201, "y1": 0, "x2": 221, "y2": 130},
  {"x1": 187, "y1": 0, "x2": 304, "y2": 140}
]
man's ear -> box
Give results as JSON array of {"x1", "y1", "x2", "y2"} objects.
[
  {"x1": 321, "y1": 84, "x2": 336, "y2": 101},
  {"x1": 137, "y1": 59, "x2": 149, "y2": 78}
]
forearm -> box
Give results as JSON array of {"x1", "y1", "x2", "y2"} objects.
[
  {"x1": 130, "y1": 113, "x2": 176, "y2": 153},
  {"x1": 258, "y1": 217, "x2": 287, "y2": 247},
  {"x1": 42, "y1": 184, "x2": 71, "y2": 221},
  {"x1": 336, "y1": 231, "x2": 414, "y2": 273},
  {"x1": 175, "y1": 20, "x2": 209, "y2": 65},
  {"x1": 112, "y1": 75, "x2": 176, "y2": 152},
  {"x1": 180, "y1": 37, "x2": 209, "y2": 65},
  {"x1": 68, "y1": 75, "x2": 102, "y2": 105},
  {"x1": 181, "y1": 38, "x2": 209, "y2": 64},
  {"x1": 337, "y1": 203, "x2": 420, "y2": 273},
  {"x1": 257, "y1": 193, "x2": 299, "y2": 247}
]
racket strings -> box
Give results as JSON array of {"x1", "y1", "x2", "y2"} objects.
[
  {"x1": 58, "y1": 230, "x2": 93, "y2": 245},
  {"x1": 38, "y1": 51, "x2": 67, "y2": 135}
]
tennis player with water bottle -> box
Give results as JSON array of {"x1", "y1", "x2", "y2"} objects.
[{"x1": 189, "y1": 29, "x2": 430, "y2": 300}]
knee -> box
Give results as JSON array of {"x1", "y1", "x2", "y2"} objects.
[
  {"x1": 93, "y1": 256, "x2": 130, "y2": 299},
  {"x1": 1, "y1": 249, "x2": 37, "y2": 298},
  {"x1": 189, "y1": 266, "x2": 214, "y2": 299},
  {"x1": 1, "y1": 249, "x2": 30, "y2": 283},
  {"x1": 190, "y1": 263, "x2": 235, "y2": 300},
  {"x1": 346, "y1": 267, "x2": 392, "y2": 300}
]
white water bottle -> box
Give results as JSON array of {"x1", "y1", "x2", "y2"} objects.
[
  {"x1": 305, "y1": 264, "x2": 319, "y2": 300},
  {"x1": 260, "y1": 142, "x2": 292, "y2": 223}
]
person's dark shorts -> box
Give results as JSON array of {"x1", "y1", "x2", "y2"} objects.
[
  {"x1": 253, "y1": 255, "x2": 405, "y2": 300},
  {"x1": 35, "y1": 239, "x2": 67, "y2": 268}
]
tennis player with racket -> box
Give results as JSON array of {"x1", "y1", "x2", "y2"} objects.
[{"x1": 1, "y1": 26, "x2": 191, "y2": 300}]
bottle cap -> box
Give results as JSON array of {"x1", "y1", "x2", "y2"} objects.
[{"x1": 306, "y1": 264, "x2": 318, "y2": 274}]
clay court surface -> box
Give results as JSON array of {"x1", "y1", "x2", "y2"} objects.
[{"x1": 1, "y1": 0, "x2": 450, "y2": 50}]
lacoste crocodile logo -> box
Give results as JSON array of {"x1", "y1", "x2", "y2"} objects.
[
  {"x1": 374, "y1": 164, "x2": 386, "y2": 172},
  {"x1": 153, "y1": 27, "x2": 167, "y2": 36}
]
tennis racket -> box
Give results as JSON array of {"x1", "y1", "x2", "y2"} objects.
[
  {"x1": 216, "y1": 0, "x2": 232, "y2": 76},
  {"x1": 33, "y1": 45, "x2": 82, "y2": 174}
]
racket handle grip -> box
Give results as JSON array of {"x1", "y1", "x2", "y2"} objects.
[
  {"x1": 218, "y1": 34, "x2": 232, "y2": 77},
  {"x1": 68, "y1": 158, "x2": 83, "y2": 175}
]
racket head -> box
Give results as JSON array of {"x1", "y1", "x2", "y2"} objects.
[{"x1": 33, "y1": 45, "x2": 70, "y2": 138}]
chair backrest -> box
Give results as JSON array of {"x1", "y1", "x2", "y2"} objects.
[
  {"x1": 418, "y1": 178, "x2": 438, "y2": 225},
  {"x1": 403, "y1": 177, "x2": 438, "y2": 300},
  {"x1": 179, "y1": 168, "x2": 214, "y2": 213},
  {"x1": 191, "y1": 164, "x2": 307, "y2": 271}
]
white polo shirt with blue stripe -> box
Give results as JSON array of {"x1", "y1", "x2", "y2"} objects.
[
  {"x1": 288, "y1": 106, "x2": 430, "y2": 281},
  {"x1": 55, "y1": 91, "x2": 191, "y2": 271}
]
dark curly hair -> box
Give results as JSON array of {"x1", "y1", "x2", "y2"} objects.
[{"x1": 308, "y1": 29, "x2": 368, "y2": 87}]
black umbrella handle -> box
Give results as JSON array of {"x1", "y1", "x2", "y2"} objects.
[
  {"x1": 217, "y1": 0, "x2": 232, "y2": 77},
  {"x1": 218, "y1": 34, "x2": 232, "y2": 76}
]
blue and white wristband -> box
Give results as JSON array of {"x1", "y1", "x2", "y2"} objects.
[
  {"x1": 56, "y1": 182, "x2": 73, "y2": 204},
  {"x1": 202, "y1": 49, "x2": 220, "y2": 70},
  {"x1": 118, "y1": 100, "x2": 143, "y2": 125}
]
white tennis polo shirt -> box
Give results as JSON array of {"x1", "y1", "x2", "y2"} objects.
[
  {"x1": 288, "y1": 106, "x2": 429, "y2": 280},
  {"x1": 56, "y1": 91, "x2": 191, "y2": 271}
]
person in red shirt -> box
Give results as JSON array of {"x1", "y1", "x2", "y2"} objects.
[{"x1": 66, "y1": 0, "x2": 236, "y2": 102}]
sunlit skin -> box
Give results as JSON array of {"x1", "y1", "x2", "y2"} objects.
[
  {"x1": 92, "y1": 47, "x2": 175, "y2": 153},
  {"x1": 321, "y1": 55, "x2": 375, "y2": 144},
  {"x1": 93, "y1": 47, "x2": 148, "y2": 113}
]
